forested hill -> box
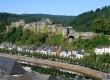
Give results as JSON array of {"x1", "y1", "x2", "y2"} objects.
[
  {"x1": 71, "y1": 6, "x2": 110, "y2": 32},
  {"x1": 22, "y1": 14, "x2": 74, "y2": 25},
  {"x1": 1, "y1": 6, "x2": 110, "y2": 33},
  {"x1": 0, "y1": 12, "x2": 75, "y2": 32}
]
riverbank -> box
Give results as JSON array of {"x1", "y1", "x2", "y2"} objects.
[{"x1": 0, "y1": 53, "x2": 108, "y2": 80}]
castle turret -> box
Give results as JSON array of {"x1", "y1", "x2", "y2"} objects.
[
  {"x1": 10, "y1": 19, "x2": 25, "y2": 28},
  {"x1": 19, "y1": 20, "x2": 25, "y2": 26},
  {"x1": 41, "y1": 18, "x2": 53, "y2": 25}
]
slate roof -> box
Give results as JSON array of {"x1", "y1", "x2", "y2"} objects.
[
  {"x1": 37, "y1": 45, "x2": 47, "y2": 50},
  {"x1": 43, "y1": 46, "x2": 50, "y2": 51},
  {"x1": 51, "y1": 48, "x2": 57, "y2": 52},
  {"x1": 0, "y1": 57, "x2": 26, "y2": 75},
  {"x1": 29, "y1": 46, "x2": 37, "y2": 50},
  {"x1": 77, "y1": 51, "x2": 84, "y2": 55},
  {"x1": 48, "y1": 46, "x2": 55, "y2": 51},
  {"x1": 73, "y1": 49, "x2": 82, "y2": 52}
]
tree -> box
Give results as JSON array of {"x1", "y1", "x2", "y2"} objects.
[
  {"x1": 92, "y1": 19, "x2": 110, "y2": 34},
  {"x1": 20, "y1": 29, "x2": 32, "y2": 44}
]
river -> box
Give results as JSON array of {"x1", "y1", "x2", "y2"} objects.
[
  {"x1": 0, "y1": 53, "x2": 107, "y2": 80},
  {"x1": 19, "y1": 61, "x2": 94, "y2": 80}
]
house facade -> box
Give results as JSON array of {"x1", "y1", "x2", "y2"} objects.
[
  {"x1": 72, "y1": 49, "x2": 85, "y2": 58},
  {"x1": 95, "y1": 46, "x2": 110, "y2": 55}
]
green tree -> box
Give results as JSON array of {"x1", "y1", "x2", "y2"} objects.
[{"x1": 92, "y1": 19, "x2": 110, "y2": 34}]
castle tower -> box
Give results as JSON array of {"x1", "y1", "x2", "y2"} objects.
[
  {"x1": 19, "y1": 20, "x2": 25, "y2": 26},
  {"x1": 63, "y1": 28, "x2": 68, "y2": 37},
  {"x1": 6, "y1": 26, "x2": 10, "y2": 32}
]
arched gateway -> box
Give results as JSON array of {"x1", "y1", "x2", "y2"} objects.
[{"x1": 68, "y1": 33, "x2": 76, "y2": 43}]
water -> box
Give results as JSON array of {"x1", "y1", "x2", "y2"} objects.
[{"x1": 19, "y1": 62, "x2": 94, "y2": 80}]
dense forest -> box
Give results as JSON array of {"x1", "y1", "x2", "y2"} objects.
[
  {"x1": 71, "y1": 6, "x2": 110, "y2": 32},
  {"x1": 0, "y1": 12, "x2": 74, "y2": 32}
]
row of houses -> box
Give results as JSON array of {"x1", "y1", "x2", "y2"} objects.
[
  {"x1": 95, "y1": 46, "x2": 110, "y2": 55},
  {"x1": 0, "y1": 42, "x2": 86, "y2": 58}
]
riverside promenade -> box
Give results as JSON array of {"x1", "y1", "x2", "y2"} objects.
[{"x1": 0, "y1": 53, "x2": 107, "y2": 80}]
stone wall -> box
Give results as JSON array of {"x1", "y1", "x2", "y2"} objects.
[
  {"x1": 79, "y1": 32, "x2": 97, "y2": 39},
  {"x1": 6, "y1": 18, "x2": 97, "y2": 40},
  {"x1": 11, "y1": 20, "x2": 25, "y2": 28}
]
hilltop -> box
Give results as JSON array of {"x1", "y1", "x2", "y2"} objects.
[
  {"x1": 1, "y1": 6, "x2": 110, "y2": 33},
  {"x1": 71, "y1": 6, "x2": 110, "y2": 32},
  {"x1": 0, "y1": 12, "x2": 74, "y2": 32}
]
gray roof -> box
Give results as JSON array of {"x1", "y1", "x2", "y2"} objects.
[
  {"x1": 96, "y1": 46, "x2": 110, "y2": 49},
  {"x1": 43, "y1": 46, "x2": 50, "y2": 51},
  {"x1": 73, "y1": 49, "x2": 82, "y2": 52},
  {"x1": 51, "y1": 48, "x2": 57, "y2": 52},
  {"x1": 29, "y1": 46, "x2": 37, "y2": 50},
  {"x1": 63, "y1": 50, "x2": 69, "y2": 53},
  {"x1": 0, "y1": 57, "x2": 26, "y2": 75},
  {"x1": 0, "y1": 43, "x2": 4, "y2": 45},
  {"x1": 48, "y1": 46, "x2": 55, "y2": 51},
  {"x1": 37, "y1": 45, "x2": 47, "y2": 50},
  {"x1": 77, "y1": 51, "x2": 84, "y2": 55}
]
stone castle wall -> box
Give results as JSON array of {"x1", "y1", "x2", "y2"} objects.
[{"x1": 6, "y1": 18, "x2": 97, "y2": 40}]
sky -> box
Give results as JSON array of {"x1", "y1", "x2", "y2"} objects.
[{"x1": 0, "y1": 0, "x2": 110, "y2": 16}]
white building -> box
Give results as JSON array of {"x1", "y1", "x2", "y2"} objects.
[
  {"x1": 42, "y1": 46, "x2": 50, "y2": 54},
  {"x1": 72, "y1": 49, "x2": 85, "y2": 58},
  {"x1": 60, "y1": 50, "x2": 71, "y2": 57},
  {"x1": 95, "y1": 46, "x2": 110, "y2": 55},
  {"x1": 17, "y1": 46, "x2": 23, "y2": 51}
]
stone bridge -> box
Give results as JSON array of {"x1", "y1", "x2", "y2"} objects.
[{"x1": 0, "y1": 53, "x2": 108, "y2": 80}]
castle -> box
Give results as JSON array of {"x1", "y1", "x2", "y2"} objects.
[{"x1": 6, "y1": 18, "x2": 97, "y2": 43}]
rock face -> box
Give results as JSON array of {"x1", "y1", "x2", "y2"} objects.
[{"x1": 6, "y1": 18, "x2": 97, "y2": 41}]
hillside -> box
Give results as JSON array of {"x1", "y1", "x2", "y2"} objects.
[
  {"x1": 71, "y1": 6, "x2": 110, "y2": 32},
  {"x1": 0, "y1": 12, "x2": 75, "y2": 32},
  {"x1": 0, "y1": 27, "x2": 66, "y2": 46},
  {"x1": 1, "y1": 6, "x2": 110, "y2": 33}
]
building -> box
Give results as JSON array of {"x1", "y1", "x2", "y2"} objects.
[
  {"x1": 60, "y1": 50, "x2": 71, "y2": 57},
  {"x1": 0, "y1": 57, "x2": 26, "y2": 75},
  {"x1": 28, "y1": 45, "x2": 37, "y2": 53},
  {"x1": 72, "y1": 49, "x2": 85, "y2": 58},
  {"x1": 11, "y1": 20, "x2": 25, "y2": 28},
  {"x1": 35, "y1": 45, "x2": 47, "y2": 53},
  {"x1": 6, "y1": 18, "x2": 97, "y2": 42},
  {"x1": 95, "y1": 46, "x2": 110, "y2": 55}
]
